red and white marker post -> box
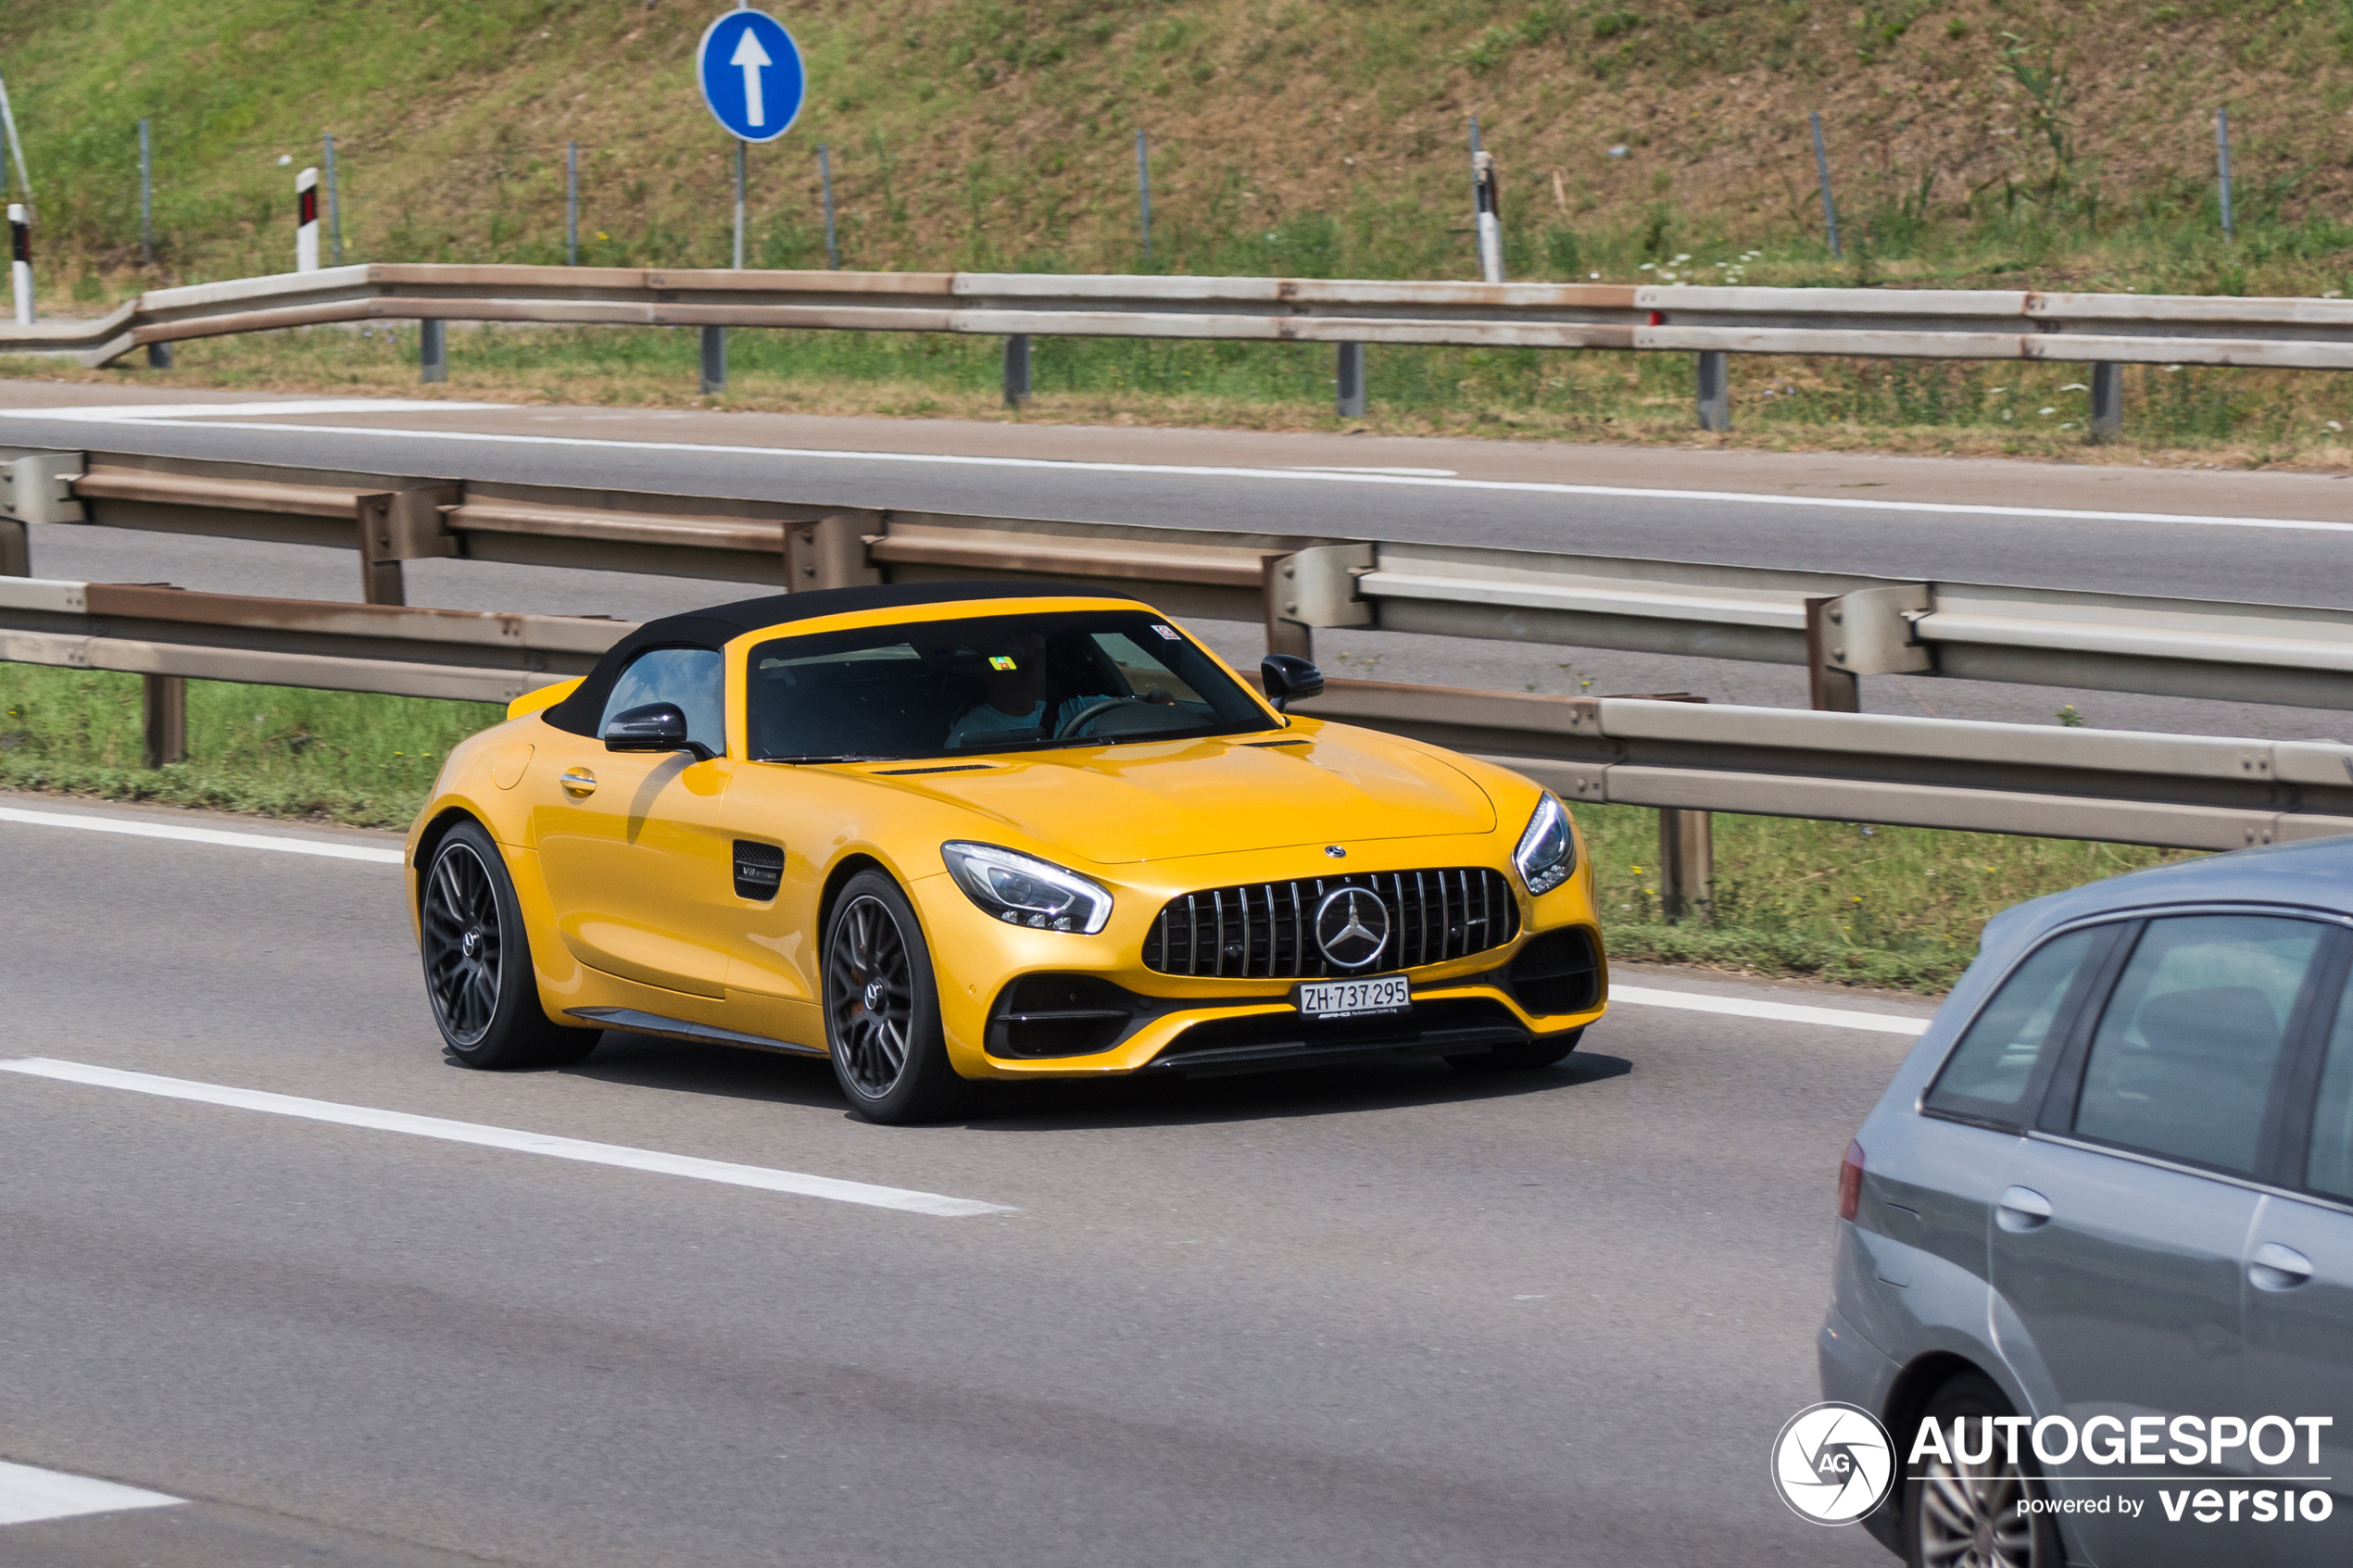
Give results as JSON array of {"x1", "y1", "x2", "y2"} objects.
[
  {"x1": 7, "y1": 203, "x2": 30, "y2": 325},
  {"x1": 295, "y1": 167, "x2": 320, "y2": 272}
]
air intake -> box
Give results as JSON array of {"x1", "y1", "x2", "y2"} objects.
[{"x1": 733, "y1": 840, "x2": 785, "y2": 900}]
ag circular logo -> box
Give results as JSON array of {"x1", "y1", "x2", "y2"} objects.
[
  {"x1": 1770, "y1": 1401, "x2": 1895, "y2": 1525},
  {"x1": 1314, "y1": 886, "x2": 1390, "y2": 969}
]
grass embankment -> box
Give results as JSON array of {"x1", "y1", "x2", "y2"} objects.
[
  {"x1": 0, "y1": 664, "x2": 2190, "y2": 993},
  {"x1": 12, "y1": 2, "x2": 2353, "y2": 465}
]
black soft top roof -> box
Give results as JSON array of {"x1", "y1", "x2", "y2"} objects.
[{"x1": 543, "y1": 581, "x2": 1139, "y2": 736}]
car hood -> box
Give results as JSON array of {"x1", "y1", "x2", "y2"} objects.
[{"x1": 865, "y1": 727, "x2": 1498, "y2": 866}]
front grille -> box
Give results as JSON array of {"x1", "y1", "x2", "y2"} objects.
[{"x1": 1142, "y1": 868, "x2": 1519, "y2": 979}]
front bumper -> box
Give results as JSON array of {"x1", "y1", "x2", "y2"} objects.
[{"x1": 907, "y1": 837, "x2": 1607, "y2": 1079}]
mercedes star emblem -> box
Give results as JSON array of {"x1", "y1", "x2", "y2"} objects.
[{"x1": 1314, "y1": 886, "x2": 1390, "y2": 970}]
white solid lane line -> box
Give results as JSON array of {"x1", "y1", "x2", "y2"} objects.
[
  {"x1": 0, "y1": 805, "x2": 405, "y2": 864},
  {"x1": 0, "y1": 1459, "x2": 181, "y2": 1527},
  {"x1": 4, "y1": 398, "x2": 511, "y2": 420},
  {"x1": 1611, "y1": 984, "x2": 1929, "y2": 1037},
  {"x1": 0, "y1": 1059, "x2": 1014, "y2": 1218},
  {"x1": 0, "y1": 407, "x2": 2345, "y2": 534}
]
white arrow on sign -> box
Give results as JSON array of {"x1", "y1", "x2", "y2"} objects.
[{"x1": 731, "y1": 27, "x2": 773, "y2": 128}]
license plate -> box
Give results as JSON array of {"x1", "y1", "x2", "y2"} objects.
[{"x1": 1295, "y1": 973, "x2": 1411, "y2": 1020}]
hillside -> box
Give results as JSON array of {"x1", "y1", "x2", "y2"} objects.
[{"x1": 3, "y1": 0, "x2": 2351, "y2": 301}]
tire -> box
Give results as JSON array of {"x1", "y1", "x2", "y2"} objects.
[
  {"x1": 1448, "y1": 1028, "x2": 1583, "y2": 1072},
  {"x1": 421, "y1": 821, "x2": 597, "y2": 1069},
  {"x1": 1902, "y1": 1372, "x2": 2065, "y2": 1568},
  {"x1": 823, "y1": 871, "x2": 975, "y2": 1124}
]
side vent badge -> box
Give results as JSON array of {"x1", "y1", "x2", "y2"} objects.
[{"x1": 733, "y1": 840, "x2": 785, "y2": 900}]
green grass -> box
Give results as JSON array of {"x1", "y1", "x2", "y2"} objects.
[
  {"x1": 0, "y1": 664, "x2": 500, "y2": 829},
  {"x1": 0, "y1": 663, "x2": 2194, "y2": 991}
]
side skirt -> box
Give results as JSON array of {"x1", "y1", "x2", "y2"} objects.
[{"x1": 566, "y1": 1007, "x2": 828, "y2": 1058}]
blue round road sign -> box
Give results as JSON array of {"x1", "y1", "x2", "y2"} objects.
[{"x1": 697, "y1": 9, "x2": 806, "y2": 144}]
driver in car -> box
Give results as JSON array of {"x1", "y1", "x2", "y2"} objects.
[{"x1": 947, "y1": 637, "x2": 1103, "y2": 748}]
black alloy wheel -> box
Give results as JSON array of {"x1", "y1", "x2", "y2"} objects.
[
  {"x1": 1904, "y1": 1373, "x2": 2063, "y2": 1568},
  {"x1": 823, "y1": 871, "x2": 975, "y2": 1123},
  {"x1": 421, "y1": 820, "x2": 597, "y2": 1069}
]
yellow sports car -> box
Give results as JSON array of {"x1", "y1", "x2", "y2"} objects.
[{"x1": 406, "y1": 583, "x2": 1606, "y2": 1123}]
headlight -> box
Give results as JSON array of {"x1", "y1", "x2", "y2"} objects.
[
  {"x1": 1514, "y1": 794, "x2": 1576, "y2": 896},
  {"x1": 941, "y1": 842, "x2": 1114, "y2": 935}
]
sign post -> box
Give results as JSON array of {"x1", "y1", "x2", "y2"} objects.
[{"x1": 695, "y1": 7, "x2": 806, "y2": 393}]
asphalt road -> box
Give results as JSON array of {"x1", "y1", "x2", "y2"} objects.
[
  {"x1": 6, "y1": 389, "x2": 2353, "y2": 738},
  {"x1": 0, "y1": 795, "x2": 1919, "y2": 1568}
]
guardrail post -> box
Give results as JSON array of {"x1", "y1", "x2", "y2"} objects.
[
  {"x1": 700, "y1": 326, "x2": 727, "y2": 395},
  {"x1": 2088, "y1": 362, "x2": 2122, "y2": 443},
  {"x1": 142, "y1": 673, "x2": 186, "y2": 769},
  {"x1": 787, "y1": 512, "x2": 885, "y2": 591},
  {"x1": 146, "y1": 341, "x2": 172, "y2": 370},
  {"x1": 1657, "y1": 807, "x2": 1713, "y2": 924},
  {"x1": 1805, "y1": 596, "x2": 1861, "y2": 711},
  {"x1": 1261, "y1": 556, "x2": 1314, "y2": 659},
  {"x1": 1336, "y1": 343, "x2": 1365, "y2": 419},
  {"x1": 357, "y1": 487, "x2": 459, "y2": 606},
  {"x1": 0, "y1": 515, "x2": 25, "y2": 576},
  {"x1": 1695, "y1": 350, "x2": 1730, "y2": 433},
  {"x1": 419, "y1": 320, "x2": 447, "y2": 383},
  {"x1": 1004, "y1": 334, "x2": 1031, "y2": 408}
]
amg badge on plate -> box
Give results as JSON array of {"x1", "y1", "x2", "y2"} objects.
[{"x1": 1296, "y1": 974, "x2": 1411, "y2": 1020}]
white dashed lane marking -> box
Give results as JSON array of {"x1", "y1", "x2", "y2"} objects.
[
  {"x1": 0, "y1": 1459, "x2": 181, "y2": 1526},
  {"x1": 0, "y1": 1059, "x2": 1016, "y2": 1218}
]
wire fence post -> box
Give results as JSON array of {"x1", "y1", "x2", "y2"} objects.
[
  {"x1": 565, "y1": 140, "x2": 579, "y2": 265},
  {"x1": 321, "y1": 133, "x2": 344, "y2": 265},
  {"x1": 819, "y1": 144, "x2": 838, "y2": 269},
  {"x1": 1136, "y1": 129, "x2": 1152, "y2": 265},
  {"x1": 137, "y1": 119, "x2": 153, "y2": 266},
  {"x1": 1809, "y1": 111, "x2": 1841, "y2": 258},
  {"x1": 0, "y1": 75, "x2": 29, "y2": 211},
  {"x1": 734, "y1": 138, "x2": 747, "y2": 270},
  {"x1": 2216, "y1": 107, "x2": 2235, "y2": 239}
]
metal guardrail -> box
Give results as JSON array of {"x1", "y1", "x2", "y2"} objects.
[
  {"x1": 8, "y1": 445, "x2": 2353, "y2": 713},
  {"x1": 5, "y1": 573, "x2": 2348, "y2": 854},
  {"x1": 6, "y1": 264, "x2": 2353, "y2": 377}
]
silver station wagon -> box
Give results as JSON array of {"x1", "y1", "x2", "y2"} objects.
[{"x1": 1821, "y1": 838, "x2": 2353, "y2": 1567}]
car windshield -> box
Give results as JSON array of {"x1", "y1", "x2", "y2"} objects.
[{"x1": 748, "y1": 608, "x2": 1274, "y2": 762}]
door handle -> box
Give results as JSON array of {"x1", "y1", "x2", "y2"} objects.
[
  {"x1": 1996, "y1": 1185, "x2": 2054, "y2": 1232},
  {"x1": 560, "y1": 768, "x2": 597, "y2": 797},
  {"x1": 2250, "y1": 1242, "x2": 2315, "y2": 1292}
]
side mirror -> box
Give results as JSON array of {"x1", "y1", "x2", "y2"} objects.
[
  {"x1": 1260, "y1": 654, "x2": 1325, "y2": 714},
  {"x1": 604, "y1": 702, "x2": 710, "y2": 759}
]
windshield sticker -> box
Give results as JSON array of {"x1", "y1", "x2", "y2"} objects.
[
  {"x1": 1151, "y1": 624, "x2": 1180, "y2": 640},
  {"x1": 988, "y1": 655, "x2": 1018, "y2": 671}
]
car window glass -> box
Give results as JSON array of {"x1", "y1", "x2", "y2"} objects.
[
  {"x1": 1925, "y1": 926, "x2": 2103, "y2": 1125},
  {"x1": 2073, "y1": 914, "x2": 2322, "y2": 1175},
  {"x1": 747, "y1": 610, "x2": 1265, "y2": 762},
  {"x1": 599, "y1": 646, "x2": 725, "y2": 754},
  {"x1": 2304, "y1": 969, "x2": 2353, "y2": 1201}
]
